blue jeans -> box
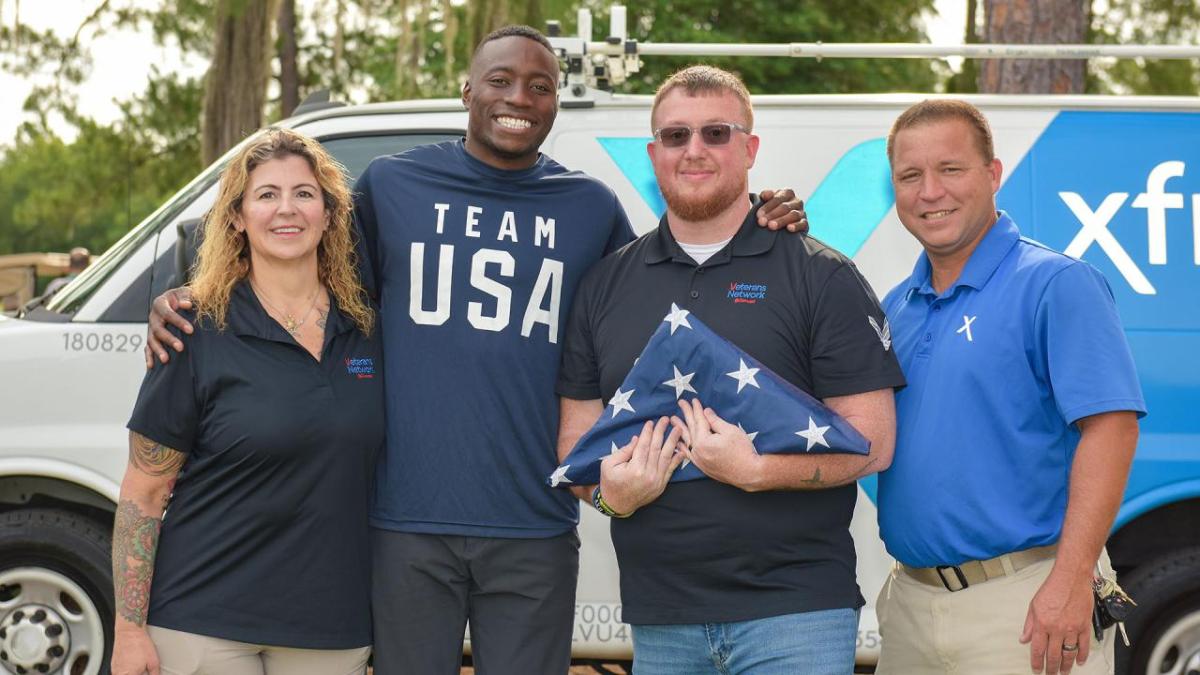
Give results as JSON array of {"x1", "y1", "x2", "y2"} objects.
[{"x1": 631, "y1": 608, "x2": 859, "y2": 675}]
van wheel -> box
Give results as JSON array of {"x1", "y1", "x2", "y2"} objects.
[
  {"x1": 1117, "y1": 546, "x2": 1200, "y2": 675},
  {"x1": 0, "y1": 508, "x2": 113, "y2": 675}
]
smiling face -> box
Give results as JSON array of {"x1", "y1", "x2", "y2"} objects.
[
  {"x1": 647, "y1": 88, "x2": 759, "y2": 223},
  {"x1": 235, "y1": 154, "x2": 327, "y2": 267},
  {"x1": 890, "y1": 118, "x2": 1002, "y2": 265},
  {"x1": 462, "y1": 35, "x2": 559, "y2": 171}
]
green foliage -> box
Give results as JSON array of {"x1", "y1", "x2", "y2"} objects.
[
  {"x1": 1089, "y1": 0, "x2": 1200, "y2": 95},
  {"x1": 0, "y1": 70, "x2": 203, "y2": 256},
  {"x1": 570, "y1": 0, "x2": 941, "y2": 95}
]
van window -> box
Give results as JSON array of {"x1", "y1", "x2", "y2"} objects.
[
  {"x1": 323, "y1": 133, "x2": 461, "y2": 181},
  {"x1": 33, "y1": 130, "x2": 461, "y2": 323}
]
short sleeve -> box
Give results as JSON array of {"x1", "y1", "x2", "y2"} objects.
[
  {"x1": 127, "y1": 324, "x2": 200, "y2": 453},
  {"x1": 352, "y1": 164, "x2": 381, "y2": 299},
  {"x1": 809, "y1": 262, "x2": 907, "y2": 399},
  {"x1": 602, "y1": 198, "x2": 637, "y2": 256},
  {"x1": 1038, "y1": 262, "x2": 1146, "y2": 424},
  {"x1": 557, "y1": 269, "x2": 603, "y2": 401}
]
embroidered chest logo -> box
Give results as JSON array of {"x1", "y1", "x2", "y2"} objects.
[
  {"x1": 345, "y1": 357, "x2": 376, "y2": 379},
  {"x1": 957, "y1": 315, "x2": 977, "y2": 342},
  {"x1": 868, "y1": 316, "x2": 892, "y2": 351},
  {"x1": 727, "y1": 282, "x2": 767, "y2": 304}
]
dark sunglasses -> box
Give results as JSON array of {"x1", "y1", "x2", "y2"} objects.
[{"x1": 652, "y1": 122, "x2": 752, "y2": 149}]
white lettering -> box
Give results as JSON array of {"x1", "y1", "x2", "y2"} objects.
[
  {"x1": 1194, "y1": 194, "x2": 1200, "y2": 266},
  {"x1": 535, "y1": 216, "x2": 556, "y2": 250},
  {"x1": 1130, "y1": 161, "x2": 1185, "y2": 265},
  {"x1": 468, "y1": 249, "x2": 515, "y2": 332},
  {"x1": 522, "y1": 259, "x2": 564, "y2": 344},
  {"x1": 1060, "y1": 191, "x2": 1156, "y2": 295},
  {"x1": 465, "y1": 205, "x2": 483, "y2": 238},
  {"x1": 433, "y1": 203, "x2": 450, "y2": 234},
  {"x1": 497, "y1": 211, "x2": 519, "y2": 243},
  {"x1": 409, "y1": 243, "x2": 454, "y2": 324}
]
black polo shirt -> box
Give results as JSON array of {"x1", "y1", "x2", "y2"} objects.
[
  {"x1": 558, "y1": 199, "x2": 905, "y2": 625},
  {"x1": 127, "y1": 281, "x2": 384, "y2": 648}
]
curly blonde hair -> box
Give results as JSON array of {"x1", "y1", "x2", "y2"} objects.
[{"x1": 189, "y1": 128, "x2": 373, "y2": 335}]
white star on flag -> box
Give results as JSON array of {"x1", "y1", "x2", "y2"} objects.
[
  {"x1": 726, "y1": 358, "x2": 761, "y2": 393},
  {"x1": 608, "y1": 387, "x2": 636, "y2": 418},
  {"x1": 549, "y1": 465, "x2": 572, "y2": 487},
  {"x1": 663, "y1": 303, "x2": 693, "y2": 334},
  {"x1": 795, "y1": 417, "x2": 831, "y2": 451},
  {"x1": 738, "y1": 423, "x2": 759, "y2": 443},
  {"x1": 662, "y1": 365, "x2": 698, "y2": 399}
]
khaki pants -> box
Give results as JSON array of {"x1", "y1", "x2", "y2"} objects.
[
  {"x1": 875, "y1": 551, "x2": 1116, "y2": 675},
  {"x1": 147, "y1": 626, "x2": 370, "y2": 675}
]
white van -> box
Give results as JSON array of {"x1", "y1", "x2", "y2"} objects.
[{"x1": 1, "y1": 83, "x2": 1198, "y2": 674}]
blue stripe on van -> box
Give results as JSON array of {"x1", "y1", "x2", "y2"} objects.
[{"x1": 598, "y1": 136, "x2": 894, "y2": 257}]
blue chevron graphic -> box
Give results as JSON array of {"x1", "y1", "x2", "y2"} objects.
[
  {"x1": 597, "y1": 136, "x2": 894, "y2": 257},
  {"x1": 597, "y1": 137, "x2": 667, "y2": 217}
]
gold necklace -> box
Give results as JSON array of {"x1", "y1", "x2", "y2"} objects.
[{"x1": 250, "y1": 281, "x2": 321, "y2": 337}]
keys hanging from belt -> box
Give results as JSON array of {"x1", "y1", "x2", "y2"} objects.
[{"x1": 1092, "y1": 575, "x2": 1136, "y2": 646}]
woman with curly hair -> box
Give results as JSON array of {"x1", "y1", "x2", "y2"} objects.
[{"x1": 111, "y1": 128, "x2": 381, "y2": 675}]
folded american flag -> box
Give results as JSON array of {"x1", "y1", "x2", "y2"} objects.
[{"x1": 550, "y1": 303, "x2": 870, "y2": 488}]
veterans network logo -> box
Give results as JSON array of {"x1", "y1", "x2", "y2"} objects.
[
  {"x1": 727, "y1": 281, "x2": 767, "y2": 304},
  {"x1": 345, "y1": 357, "x2": 375, "y2": 379}
]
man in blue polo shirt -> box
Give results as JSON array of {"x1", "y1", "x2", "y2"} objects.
[{"x1": 874, "y1": 99, "x2": 1145, "y2": 675}]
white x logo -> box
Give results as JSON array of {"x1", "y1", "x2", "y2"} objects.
[
  {"x1": 1059, "y1": 191, "x2": 1155, "y2": 295},
  {"x1": 957, "y1": 315, "x2": 976, "y2": 342}
]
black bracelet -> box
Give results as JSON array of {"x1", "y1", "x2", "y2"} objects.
[{"x1": 592, "y1": 486, "x2": 629, "y2": 518}]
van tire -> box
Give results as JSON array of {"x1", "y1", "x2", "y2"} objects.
[
  {"x1": 0, "y1": 508, "x2": 114, "y2": 675},
  {"x1": 1116, "y1": 546, "x2": 1200, "y2": 675}
]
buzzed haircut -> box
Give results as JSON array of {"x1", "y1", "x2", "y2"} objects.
[
  {"x1": 651, "y1": 65, "x2": 754, "y2": 130},
  {"x1": 472, "y1": 25, "x2": 557, "y2": 62},
  {"x1": 68, "y1": 247, "x2": 90, "y2": 271},
  {"x1": 887, "y1": 99, "x2": 995, "y2": 164}
]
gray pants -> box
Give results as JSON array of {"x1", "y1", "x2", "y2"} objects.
[
  {"x1": 370, "y1": 529, "x2": 580, "y2": 675},
  {"x1": 147, "y1": 626, "x2": 370, "y2": 675}
]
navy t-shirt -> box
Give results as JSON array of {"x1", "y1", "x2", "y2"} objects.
[
  {"x1": 127, "y1": 282, "x2": 384, "y2": 648},
  {"x1": 356, "y1": 140, "x2": 635, "y2": 538}
]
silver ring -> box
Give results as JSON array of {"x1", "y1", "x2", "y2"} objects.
[{"x1": 1062, "y1": 643, "x2": 1079, "y2": 653}]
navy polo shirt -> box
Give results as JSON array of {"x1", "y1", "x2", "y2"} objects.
[
  {"x1": 127, "y1": 281, "x2": 384, "y2": 648},
  {"x1": 559, "y1": 199, "x2": 905, "y2": 625},
  {"x1": 878, "y1": 212, "x2": 1146, "y2": 568}
]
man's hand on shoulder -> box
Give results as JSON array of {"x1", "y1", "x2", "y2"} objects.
[
  {"x1": 145, "y1": 287, "x2": 195, "y2": 369},
  {"x1": 756, "y1": 188, "x2": 809, "y2": 233},
  {"x1": 1020, "y1": 568, "x2": 1096, "y2": 675},
  {"x1": 599, "y1": 417, "x2": 686, "y2": 516},
  {"x1": 672, "y1": 398, "x2": 764, "y2": 492}
]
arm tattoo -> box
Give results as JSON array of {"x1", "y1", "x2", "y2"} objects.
[
  {"x1": 129, "y1": 433, "x2": 186, "y2": 476},
  {"x1": 112, "y1": 500, "x2": 162, "y2": 626},
  {"x1": 798, "y1": 467, "x2": 824, "y2": 488}
]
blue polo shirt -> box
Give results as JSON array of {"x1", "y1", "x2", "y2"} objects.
[{"x1": 878, "y1": 212, "x2": 1145, "y2": 568}]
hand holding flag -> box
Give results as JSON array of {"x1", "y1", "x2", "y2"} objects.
[
  {"x1": 673, "y1": 398, "x2": 764, "y2": 491},
  {"x1": 550, "y1": 304, "x2": 870, "y2": 489},
  {"x1": 600, "y1": 417, "x2": 687, "y2": 516}
]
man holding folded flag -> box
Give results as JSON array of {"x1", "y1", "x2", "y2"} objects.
[{"x1": 554, "y1": 65, "x2": 906, "y2": 674}]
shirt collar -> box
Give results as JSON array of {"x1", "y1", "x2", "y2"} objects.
[
  {"x1": 228, "y1": 279, "x2": 355, "y2": 341},
  {"x1": 902, "y1": 210, "x2": 1020, "y2": 299},
  {"x1": 643, "y1": 196, "x2": 778, "y2": 265}
]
